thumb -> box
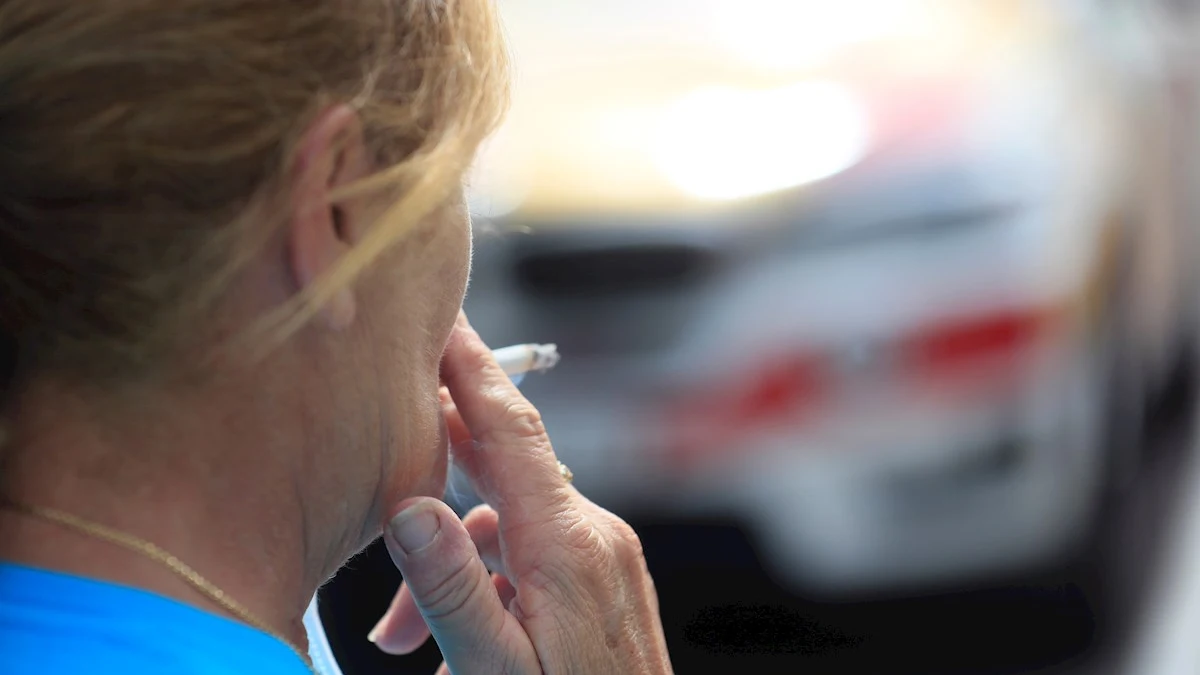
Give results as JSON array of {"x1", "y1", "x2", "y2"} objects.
[{"x1": 381, "y1": 498, "x2": 540, "y2": 674}]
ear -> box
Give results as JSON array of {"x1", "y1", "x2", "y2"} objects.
[{"x1": 287, "y1": 104, "x2": 372, "y2": 331}]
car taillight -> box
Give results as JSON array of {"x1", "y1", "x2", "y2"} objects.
[
  {"x1": 659, "y1": 354, "x2": 829, "y2": 469},
  {"x1": 656, "y1": 307, "x2": 1060, "y2": 471},
  {"x1": 728, "y1": 354, "x2": 829, "y2": 426},
  {"x1": 903, "y1": 308, "x2": 1054, "y2": 382}
]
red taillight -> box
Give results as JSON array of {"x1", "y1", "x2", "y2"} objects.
[
  {"x1": 659, "y1": 354, "x2": 828, "y2": 469},
  {"x1": 905, "y1": 309, "x2": 1052, "y2": 378},
  {"x1": 731, "y1": 355, "x2": 827, "y2": 426},
  {"x1": 656, "y1": 308, "x2": 1058, "y2": 471}
]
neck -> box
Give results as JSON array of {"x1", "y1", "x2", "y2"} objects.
[{"x1": 0, "y1": 376, "x2": 339, "y2": 653}]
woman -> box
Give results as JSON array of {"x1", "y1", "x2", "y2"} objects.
[{"x1": 0, "y1": 0, "x2": 674, "y2": 673}]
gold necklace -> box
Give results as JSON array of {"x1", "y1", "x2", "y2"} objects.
[{"x1": 0, "y1": 500, "x2": 317, "y2": 674}]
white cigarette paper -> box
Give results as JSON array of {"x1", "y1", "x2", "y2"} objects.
[{"x1": 492, "y1": 343, "x2": 561, "y2": 376}]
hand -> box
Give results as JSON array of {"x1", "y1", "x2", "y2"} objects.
[{"x1": 368, "y1": 312, "x2": 673, "y2": 675}]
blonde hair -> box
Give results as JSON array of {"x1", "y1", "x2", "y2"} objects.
[{"x1": 0, "y1": 0, "x2": 508, "y2": 385}]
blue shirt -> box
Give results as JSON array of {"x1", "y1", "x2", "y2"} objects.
[{"x1": 0, "y1": 562, "x2": 311, "y2": 674}]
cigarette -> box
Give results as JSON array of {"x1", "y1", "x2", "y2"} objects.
[{"x1": 492, "y1": 343, "x2": 561, "y2": 377}]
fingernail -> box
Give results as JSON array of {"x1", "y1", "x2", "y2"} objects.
[
  {"x1": 367, "y1": 622, "x2": 382, "y2": 644},
  {"x1": 389, "y1": 503, "x2": 441, "y2": 554}
]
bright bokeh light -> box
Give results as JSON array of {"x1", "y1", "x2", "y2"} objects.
[
  {"x1": 465, "y1": 124, "x2": 530, "y2": 219},
  {"x1": 652, "y1": 81, "x2": 871, "y2": 202},
  {"x1": 707, "y1": 0, "x2": 942, "y2": 71}
]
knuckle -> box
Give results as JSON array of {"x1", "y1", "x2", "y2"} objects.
[
  {"x1": 418, "y1": 554, "x2": 483, "y2": 622},
  {"x1": 463, "y1": 337, "x2": 495, "y2": 370},
  {"x1": 476, "y1": 395, "x2": 549, "y2": 447},
  {"x1": 568, "y1": 516, "x2": 607, "y2": 557},
  {"x1": 500, "y1": 399, "x2": 546, "y2": 440},
  {"x1": 608, "y1": 521, "x2": 646, "y2": 567},
  {"x1": 525, "y1": 516, "x2": 615, "y2": 589}
]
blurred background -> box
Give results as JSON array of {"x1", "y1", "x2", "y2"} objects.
[{"x1": 321, "y1": 1, "x2": 1200, "y2": 673}]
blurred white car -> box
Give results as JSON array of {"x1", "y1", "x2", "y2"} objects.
[{"x1": 459, "y1": 0, "x2": 1199, "y2": 595}]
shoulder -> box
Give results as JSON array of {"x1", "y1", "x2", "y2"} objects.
[{"x1": 0, "y1": 563, "x2": 307, "y2": 674}]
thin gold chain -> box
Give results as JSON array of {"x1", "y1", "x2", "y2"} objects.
[{"x1": 0, "y1": 500, "x2": 317, "y2": 674}]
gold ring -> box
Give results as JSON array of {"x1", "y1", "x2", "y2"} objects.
[{"x1": 558, "y1": 461, "x2": 574, "y2": 484}]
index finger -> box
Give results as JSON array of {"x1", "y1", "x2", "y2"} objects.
[{"x1": 440, "y1": 312, "x2": 572, "y2": 521}]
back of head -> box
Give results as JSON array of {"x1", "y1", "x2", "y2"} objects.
[{"x1": 0, "y1": 0, "x2": 508, "y2": 388}]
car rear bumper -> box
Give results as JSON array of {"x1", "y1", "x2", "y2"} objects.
[
  {"x1": 519, "y1": 333, "x2": 1108, "y2": 595},
  {"x1": 736, "y1": 347, "x2": 1107, "y2": 595}
]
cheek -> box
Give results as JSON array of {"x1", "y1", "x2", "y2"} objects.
[
  {"x1": 378, "y1": 203, "x2": 469, "y2": 504},
  {"x1": 446, "y1": 212, "x2": 472, "y2": 310},
  {"x1": 462, "y1": 212, "x2": 474, "y2": 286},
  {"x1": 430, "y1": 410, "x2": 451, "y2": 486},
  {"x1": 385, "y1": 395, "x2": 450, "y2": 503},
  {"x1": 415, "y1": 406, "x2": 451, "y2": 498}
]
